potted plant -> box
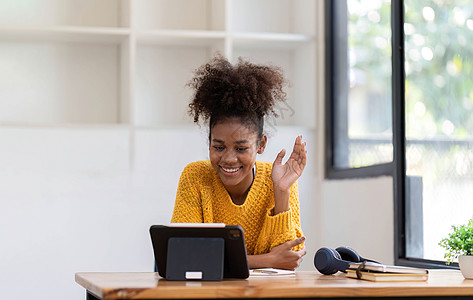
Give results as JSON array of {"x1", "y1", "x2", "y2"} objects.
[{"x1": 439, "y1": 218, "x2": 473, "y2": 279}]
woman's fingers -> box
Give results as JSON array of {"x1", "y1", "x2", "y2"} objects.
[
  {"x1": 283, "y1": 236, "x2": 306, "y2": 249},
  {"x1": 269, "y1": 238, "x2": 306, "y2": 270},
  {"x1": 290, "y1": 136, "x2": 306, "y2": 166},
  {"x1": 290, "y1": 136, "x2": 302, "y2": 158},
  {"x1": 273, "y1": 148, "x2": 286, "y2": 166}
]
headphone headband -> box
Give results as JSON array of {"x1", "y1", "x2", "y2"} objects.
[{"x1": 314, "y1": 246, "x2": 378, "y2": 275}]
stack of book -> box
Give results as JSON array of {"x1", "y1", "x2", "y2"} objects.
[{"x1": 345, "y1": 262, "x2": 429, "y2": 282}]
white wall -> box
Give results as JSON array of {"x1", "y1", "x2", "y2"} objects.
[
  {"x1": 318, "y1": 177, "x2": 394, "y2": 265},
  {"x1": 0, "y1": 125, "x2": 317, "y2": 299},
  {"x1": 0, "y1": 125, "x2": 394, "y2": 300}
]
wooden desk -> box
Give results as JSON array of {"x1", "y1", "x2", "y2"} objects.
[{"x1": 76, "y1": 270, "x2": 473, "y2": 300}]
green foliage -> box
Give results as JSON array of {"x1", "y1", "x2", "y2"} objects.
[
  {"x1": 439, "y1": 219, "x2": 473, "y2": 264},
  {"x1": 404, "y1": 0, "x2": 473, "y2": 138},
  {"x1": 349, "y1": 0, "x2": 473, "y2": 138}
]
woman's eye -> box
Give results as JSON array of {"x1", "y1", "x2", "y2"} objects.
[
  {"x1": 213, "y1": 146, "x2": 224, "y2": 151},
  {"x1": 237, "y1": 147, "x2": 248, "y2": 151}
]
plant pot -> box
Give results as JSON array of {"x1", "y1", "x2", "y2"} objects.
[{"x1": 458, "y1": 255, "x2": 473, "y2": 279}]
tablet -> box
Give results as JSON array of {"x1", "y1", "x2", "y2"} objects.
[{"x1": 149, "y1": 223, "x2": 249, "y2": 279}]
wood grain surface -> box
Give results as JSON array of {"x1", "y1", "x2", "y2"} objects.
[{"x1": 75, "y1": 270, "x2": 473, "y2": 299}]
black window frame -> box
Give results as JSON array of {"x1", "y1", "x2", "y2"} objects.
[
  {"x1": 325, "y1": 0, "x2": 394, "y2": 180},
  {"x1": 325, "y1": 0, "x2": 459, "y2": 269}
]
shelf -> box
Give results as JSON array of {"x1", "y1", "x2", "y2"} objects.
[
  {"x1": 0, "y1": 122, "x2": 132, "y2": 130},
  {"x1": 133, "y1": 0, "x2": 225, "y2": 31},
  {"x1": 0, "y1": 0, "x2": 125, "y2": 27},
  {"x1": 232, "y1": 44, "x2": 316, "y2": 127},
  {"x1": 134, "y1": 44, "x2": 213, "y2": 127},
  {"x1": 230, "y1": 0, "x2": 316, "y2": 35},
  {"x1": 0, "y1": 26, "x2": 130, "y2": 44},
  {"x1": 231, "y1": 32, "x2": 313, "y2": 49},
  {"x1": 0, "y1": 40, "x2": 122, "y2": 124},
  {"x1": 136, "y1": 30, "x2": 226, "y2": 46},
  {"x1": 0, "y1": 0, "x2": 318, "y2": 128}
]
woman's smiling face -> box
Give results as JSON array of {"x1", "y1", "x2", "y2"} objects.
[{"x1": 209, "y1": 118, "x2": 266, "y2": 195}]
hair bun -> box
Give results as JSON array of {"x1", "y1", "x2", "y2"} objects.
[{"x1": 188, "y1": 54, "x2": 288, "y2": 125}]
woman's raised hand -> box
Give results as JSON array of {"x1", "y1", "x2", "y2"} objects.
[{"x1": 271, "y1": 135, "x2": 307, "y2": 192}]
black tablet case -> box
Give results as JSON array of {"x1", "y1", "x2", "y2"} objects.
[{"x1": 150, "y1": 225, "x2": 249, "y2": 280}]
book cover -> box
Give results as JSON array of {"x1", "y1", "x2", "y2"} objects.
[
  {"x1": 348, "y1": 262, "x2": 429, "y2": 275},
  {"x1": 346, "y1": 269, "x2": 429, "y2": 282}
]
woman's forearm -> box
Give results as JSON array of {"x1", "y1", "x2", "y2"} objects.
[
  {"x1": 272, "y1": 187, "x2": 290, "y2": 215},
  {"x1": 247, "y1": 254, "x2": 272, "y2": 269}
]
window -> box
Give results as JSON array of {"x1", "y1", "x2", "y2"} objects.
[
  {"x1": 327, "y1": 0, "x2": 473, "y2": 267},
  {"x1": 326, "y1": 0, "x2": 393, "y2": 179},
  {"x1": 403, "y1": 0, "x2": 473, "y2": 264}
]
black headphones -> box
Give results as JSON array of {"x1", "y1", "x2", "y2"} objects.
[{"x1": 314, "y1": 246, "x2": 379, "y2": 275}]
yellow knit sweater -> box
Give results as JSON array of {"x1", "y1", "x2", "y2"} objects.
[{"x1": 171, "y1": 160, "x2": 303, "y2": 255}]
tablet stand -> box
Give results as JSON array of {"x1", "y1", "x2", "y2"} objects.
[{"x1": 166, "y1": 237, "x2": 224, "y2": 281}]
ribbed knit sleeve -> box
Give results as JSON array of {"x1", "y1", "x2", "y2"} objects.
[
  {"x1": 253, "y1": 181, "x2": 304, "y2": 254},
  {"x1": 171, "y1": 163, "x2": 204, "y2": 223}
]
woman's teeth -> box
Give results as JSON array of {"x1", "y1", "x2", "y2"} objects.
[{"x1": 222, "y1": 167, "x2": 240, "y2": 173}]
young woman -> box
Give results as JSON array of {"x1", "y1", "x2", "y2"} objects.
[{"x1": 171, "y1": 55, "x2": 307, "y2": 270}]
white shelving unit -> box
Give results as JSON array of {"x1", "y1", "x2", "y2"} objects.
[
  {"x1": 0, "y1": 0, "x2": 319, "y2": 167},
  {"x1": 0, "y1": 4, "x2": 322, "y2": 298}
]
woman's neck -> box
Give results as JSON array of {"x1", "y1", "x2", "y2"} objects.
[{"x1": 227, "y1": 165, "x2": 256, "y2": 205}]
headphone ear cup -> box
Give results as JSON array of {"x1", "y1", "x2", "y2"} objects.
[
  {"x1": 314, "y1": 247, "x2": 348, "y2": 275},
  {"x1": 314, "y1": 248, "x2": 338, "y2": 275},
  {"x1": 335, "y1": 246, "x2": 362, "y2": 263}
]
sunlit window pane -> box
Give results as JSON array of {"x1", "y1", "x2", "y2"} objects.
[
  {"x1": 405, "y1": 0, "x2": 473, "y2": 261},
  {"x1": 334, "y1": 0, "x2": 393, "y2": 168}
]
